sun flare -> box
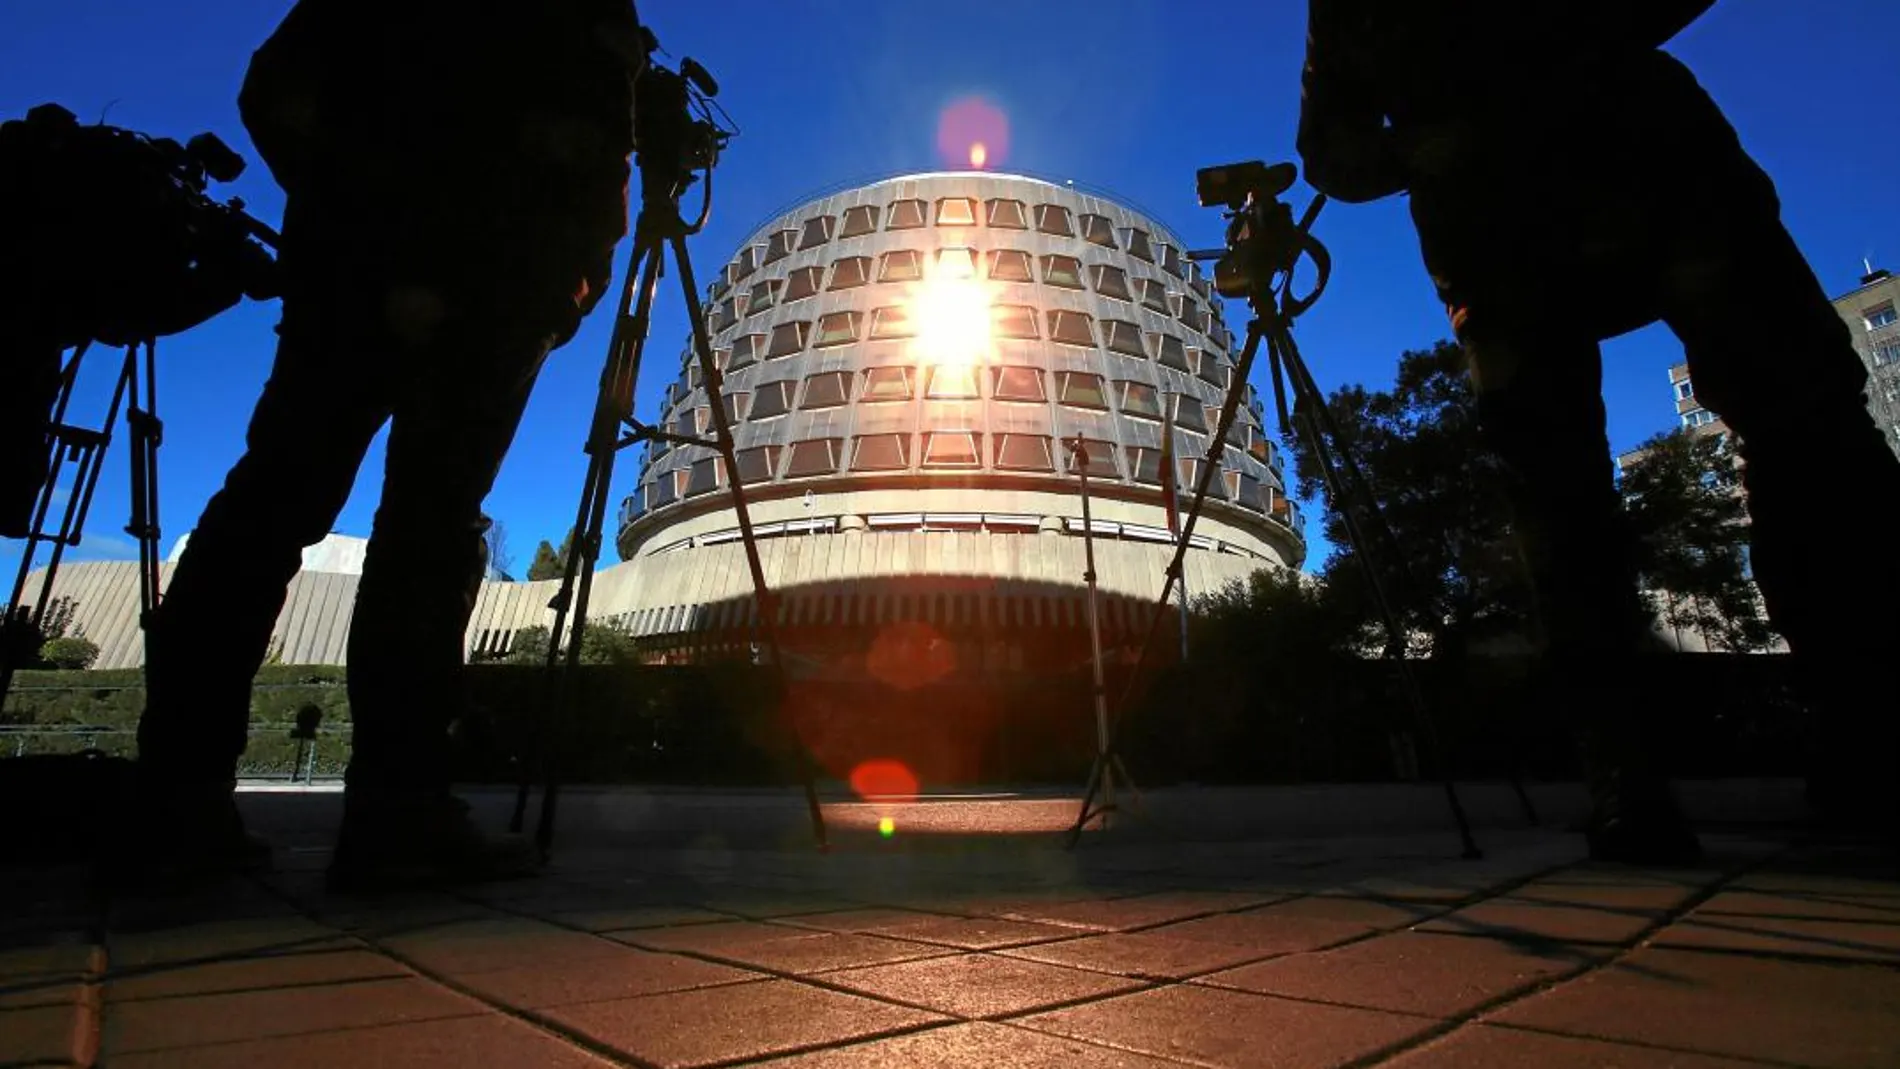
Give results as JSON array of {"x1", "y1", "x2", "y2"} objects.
[{"x1": 902, "y1": 260, "x2": 997, "y2": 368}]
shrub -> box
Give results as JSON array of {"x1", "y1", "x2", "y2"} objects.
[{"x1": 38, "y1": 636, "x2": 100, "y2": 671}]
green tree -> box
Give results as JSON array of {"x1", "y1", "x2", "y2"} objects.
[
  {"x1": 1619, "y1": 429, "x2": 1773, "y2": 652},
  {"x1": 1286, "y1": 340, "x2": 1530, "y2": 658},
  {"x1": 502, "y1": 622, "x2": 637, "y2": 666},
  {"x1": 526, "y1": 527, "x2": 577, "y2": 581}
]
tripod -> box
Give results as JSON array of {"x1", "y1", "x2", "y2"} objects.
[
  {"x1": 509, "y1": 50, "x2": 827, "y2": 855},
  {"x1": 1064, "y1": 437, "x2": 1143, "y2": 833},
  {"x1": 1, "y1": 338, "x2": 164, "y2": 704},
  {"x1": 1068, "y1": 161, "x2": 1538, "y2": 857}
]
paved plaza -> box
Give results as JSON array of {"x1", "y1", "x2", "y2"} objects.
[{"x1": 3, "y1": 783, "x2": 1898, "y2": 1068}]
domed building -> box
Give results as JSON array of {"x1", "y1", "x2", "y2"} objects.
[{"x1": 20, "y1": 173, "x2": 1305, "y2": 677}]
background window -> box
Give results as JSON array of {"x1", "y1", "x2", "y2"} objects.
[
  {"x1": 733, "y1": 444, "x2": 783, "y2": 484},
  {"x1": 1176, "y1": 299, "x2": 1208, "y2": 333},
  {"x1": 1057, "y1": 371, "x2": 1108, "y2": 409},
  {"x1": 1079, "y1": 214, "x2": 1117, "y2": 248},
  {"x1": 830, "y1": 256, "x2": 872, "y2": 289},
  {"x1": 1153, "y1": 332, "x2": 1191, "y2": 370},
  {"x1": 1197, "y1": 351, "x2": 1227, "y2": 389},
  {"x1": 1090, "y1": 264, "x2": 1132, "y2": 300},
  {"x1": 887, "y1": 199, "x2": 927, "y2": 229},
  {"x1": 927, "y1": 365, "x2": 979, "y2": 399},
  {"x1": 1172, "y1": 393, "x2": 1210, "y2": 433},
  {"x1": 1117, "y1": 380, "x2": 1161, "y2": 419},
  {"x1": 1047, "y1": 310, "x2": 1095, "y2": 346},
  {"x1": 1866, "y1": 301, "x2": 1898, "y2": 330},
  {"x1": 936, "y1": 197, "x2": 977, "y2": 226},
  {"x1": 765, "y1": 321, "x2": 810, "y2": 359},
  {"x1": 685, "y1": 456, "x2": 724, "y2": 497},
  {"x1": 1041, "y1": 254, "x2": 1084, "y2": 289},
  {"x1": 992, "y1": 304, "x2": 1038, "y2": 339},
  {"x1": 862, "y1": 365, "x2": 913, "y2": 401},
  {"x1": 782, "y1": 265, "x2": 822, "y2": 303},
  {"x1": 749, "y1": 381, "x2": 795, "y2": 420},
  {"x1": 869, "y1": 305, "x2": 915, "y2": 339},
  {"x1": 851, "y1": 433, "x2": 909, "y2": 471},
  {"x1": 728, "y1": 333, "x2": 764, "y2": 371},
  {"x1": 880, "y1": 249, "x2": 923, "y2": 282},
  {"x1": 986, "y1": 199, "x2": 1028, "y2": 229},
  {"x1": 1102, "y1": 319, "x2": 1147, "y2": 357},
  {"x1": 1675, "y1": 380, "x2": 1694, "y2": 400},
  {"x1": 1035, "y1": 204, "x2": 1074, "y2": 236},
  {"x1": 1064, "y1": 437, "x2": 1121, "y2": 478},
  {"x1": 987, "y1": 249, "x2": 1032, "y2": 282},
  {"x1": 802, "y1": 371, "x2": 851, "y2": 408},
  {"x1": 764, "y1": 229, "x2": 799, "y2": 264},
  {"x1": 1121, "y1": 228, "x2": 1155, "y2": 262},
  {"x1": 937, "y1": 247, "x2": 977, "y2": 278},
  {"x1": 747, "y1": 278, "x2": 780, "y2": 315},
  {"x1": 714, "y1": 296, "x2": 744, "y2": 331},
  {"x1": 784, "y1": 438, "x2": 842, "y2": 478},
  {"x1": 922, "y1": 431, "x2": 980, "y2": 468},
  {"x1": 1159, "y1": 243, "x2": 1185, "y2": 276},
  {"x1": 647, "y1": 472, "x2": 681, "y2": 509},
  {"x1": 995, "y1": 434, "x2": 1054, "y2": 471},
  {"x1": 839, "y1": 204, "x2": 880, "y2": 237},
  {"x1": 1125, "y1": 445, "x2": 1163, "y2": 484},
  {"x1": 814, "y1": 310, "x2": 860, "y2": 347},
  {"x1": 991, "y1": 366, "x2": 1045, "y2": 402},
  {"x1": 1137, "y1": 278, "x2": 1171, "y2": 313},
  {"x1": 798, "y1": 215, "x2": 835, "y2": 250},
  {"x1": 733, "y1": 246, "x2": 763, "y2": 280}
]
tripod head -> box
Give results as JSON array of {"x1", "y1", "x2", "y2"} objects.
[
  {"x1": 631, "y1": 28, "x2": 735, "y2": 233},
  {"x1": 1187, "y1": 160, "x2": 1330, "y2": 321}
]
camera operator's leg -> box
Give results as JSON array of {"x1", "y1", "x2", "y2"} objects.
[
  {"x1": 328, "y1": 297, "x2": 558, "y2": 887},
  {"x1": 135, "y1": 265, "x2": 393, "y2": 862},
  {"x1": 1658, "y1": 208, "x2": 1900, "y2": 830},
  {"x1": 1456, "y1": 314, "x2": 1695, "y2": 861}
]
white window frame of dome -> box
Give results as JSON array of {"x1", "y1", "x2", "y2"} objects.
[
  {"x1": 879, "y1": 249, "x2": 924, "y2": 283},
  {"x1": 887, "y1": 198, "x2": 927, "y2": 230},
  {"x1": 1040, "y1": 253, "x2": 1084, "y2": 289},
  {"x1": 1137, "y1": 277, "x2": 1171, "y2": 313},
  {"x1": 1116, "y1": 379, "x2": 1162, "y2": 420},
  {"x1": 813, "y1": 310, "x2": 861, "y2": 349},
  {"x1": 765, "y1": 320, "x2": 811, "y2": 360},
  {"x1": 1078, "y1": 213, "x2": 1118, "y2": 248},
  {"x1": 1090, "y1": 263, "x2": 1132, "y2": 301},
  {"x1": 985, "y1": 198, "x2": 1028, "y2": 229},
  {"x1": 868, "y1": 512, "x2": 924, "y2": 528},
  {"x1": 829, "y1": 256, "x2": 872, "y2": 290},
  {"x1": 869, "y1": 305, "x2": 917, "y2": 340},
  {"x1": 922, "y1": 512, "x2": 983, "y2": 531},
  {"x1": 984, "y1": 512, "x2": 1041, "y2": 530},
  {"x1": 781, "y1": 265, "x2": 823, "y2": 304},
  {"x1": 921, "y1": 430, "x2": 982, "y2": 469},
  {"x1": 986, "y1": 248, "x2": 1033, "y2": 282},
  {"x1": 801, "y1": 370, "x2": 852, "y2": 409},
  {"x1": 1063, "y1": 516, "x2": 1120, "y2": 536},
  {"x1": 992, "y1": 303, "x2": 1039, "y2": 340},
  {"x1": 839, "y1": 203, "x2": 880, "y2": 238},
  {"x1": 1121, "y1": 522, "x2": 1175, "y2": 544},
  {"x1": 798, "y1": 215, "x2": 836, "y2": 250},
  {"x1": 990, "y1": 365, "x2": 1046, "y2": 403},
  {"x1": 1047, "y1": 309, "x2": 1095, "y2": 347},
  {"x1": 1034, "y1": 203, "x2": 1074, "y2": 236},
  {"x1": 936, "y1": 197, "x2": 978, "y2": 227},
  {"x1": 851, "y1": 433, "x2": 911, "y2": 472},
  {"x1": 764, "y1": 228, "x2": 799, "y2": 265},
  {"x1": 993, "y1": 433, "x2": 1055, "y2": 472},
  {"x1": 1102, "y1": 319, "x2": 1148, "y2": 358},
  {"x1": 862, "y1": 365, "x2": 913, "y2": 402},
  {"x1": 1055, "y1": 370, "x2": 1108, "y2": 410},
  {"x1": 937, "y1": 247, "x2": 978, "y2": 279},
  {"x1": 926, "y1": 364, "x2": 979, "y2": 400}
]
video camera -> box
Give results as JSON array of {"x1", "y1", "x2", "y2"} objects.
[
  {"x1": 630, "y1": 30, "x2": 733, "y2": 214},
  {"x1": 1191, "y1": 160, "x2": 1329, "y2": 316}
]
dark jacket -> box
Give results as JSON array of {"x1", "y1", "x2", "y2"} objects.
[{"x1": 1296, "y1": 1, "x2": 1761, "y2": 335}]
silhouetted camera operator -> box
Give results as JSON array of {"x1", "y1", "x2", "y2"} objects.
[
  {"x1": 132, "y1": 0, "x2": 648, "y2": 886},
  {"x1": 1299, "y1": 0, "x2": 1900, "y2": 860}
]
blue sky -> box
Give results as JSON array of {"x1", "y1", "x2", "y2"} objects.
[{"x1": 5, "y1": 0, "x2": 1897, "y2": 584}]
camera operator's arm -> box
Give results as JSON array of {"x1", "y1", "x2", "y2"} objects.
[{"x1": 1296, "y1": 0, "x2": 1405, "y2": 204}]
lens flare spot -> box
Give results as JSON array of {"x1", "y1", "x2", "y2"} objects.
[
  {"x1": 936, "y1": 96, "x2": 1009, "y2": 171},
  {"x1": 850, "y1": 758, "x2": 920, "y2": 801},
  {"x1": 866, "y1": 621, "x2": 958, "y2": 690},
  {"x1": 878, "y1": 817, "x2": 896, "y2": 838}
]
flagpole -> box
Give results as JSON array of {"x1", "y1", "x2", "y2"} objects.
[{"x1": 1162, "y1": 393, "x2": 1190, "y2": 663}]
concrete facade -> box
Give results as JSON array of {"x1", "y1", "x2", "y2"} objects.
[{"x1": 1834, "y1": 267, "x2": 1900, "y2": 457}]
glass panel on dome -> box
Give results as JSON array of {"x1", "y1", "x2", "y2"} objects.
[
  {"x1": 887, "y1": 199, "x2": 927, "y2": 229},
  {"x1": 862, "y1": 365, "x2": 912, "y2": 402},
  {"x1": 1153, "y1": 332, "x2": 1191, "y2": 371},
  {"x1": 927, "y1": 364, "x2": 979, "y2": 399},
  {"x1": 851, "y1": 433, "x2": 909, "y2": 471},
  {"x1": 1056, "y1": 371, "x2": 1107, "y2": 410},
  {"x1": 829, "y1": 256, "x2": 871, "y2": 290},
  {"x1": 987, "y1": 249, "x2": 1032, "y2": 282},
  {"x1": 1035, "y1": 203, "x2": 1074, "y2": 236},
  {"x1": 1090, "y1": 264, "x2": 1131, "y2": 301},
  {"x1": 1121, "y1": 227, "x2": 1155, "y2": 262},
  {"x1": 880, "y1": 249, "x2": 924, "y2": 282},
  {"x1": 1117, "y1": 380, "x2": 1161, "y2": 419},
  {"x1": 1079, "y1": 214, "x2": 1117, "y2": 247},
  {"x1": 1047, "y1": 309, "x2": 1095, "y2": 347},
  {"x1": 1137, "y1": 277, "x2": 1171, "y2": 313},
  {"x1": 749, "y1": 381, "x2": 795, "y2": 420},
  {"x1": 992, "y1": 304, "x2": 1038, "y2": 339},
  {"x1": 784, "y1": 438, "x2": 841, "y2": 478},
  {"x1": 765, "y1": 321, "x2": 810, "y2": 359},
  {"x1": 801, "y1": 371, "x2": 851, "y2": 409},
  {"x1": 748, "y1": 278, "x2": 780, "y2": 315},
  {"x1": 995, "y1": 434, "x2": 1054, "y2": 471},
  {"x1": 1172, "y1": 393, "x2": 1210, "y2": 433},
  {"x1": 936, "y1": 197, "x2": 977, "y2": 226},
  {"x1": 685, "y1": 456, "x2": 723, "y2": 497},
  {"x1": 839, "y1": 204, "x2": 879, "y2": 237},
  {"x1": 782, "y1": 265, "x2": 822, "y2": 303},
  {"x1": 921, "y1": 431, "x2": 980, "y2": 468},
  {"x1": 937, "y1": 247, "x2": 977, "y2": 279},
  {"x1": 733, "y1": 444, "x2": 782, "y2": 483},
  {"x1": 1102, "y1": 319, "x2": 1147, "y2": 357},
  {"x1": 1064, "y1": 437, "x2": 1121, "y2": 478},
  {"x1": 986, "y1": 199, "x2": 1028, "y2": 229},
  {"x1": 763, "y1": 228, "x2": 798, "y2": 264},
  {"x1": 991, "y1": 365, "x2": 1045, "y2": 402},
  {"x1": 1041, "y1": 254, "x2": 1084, "y2": 289},
  {"x1": 814, "y1": 310, "x2": 860, "y2": 348},
  {"x1": 798, "y1": 215, "x2": 835, "y2": 250}
]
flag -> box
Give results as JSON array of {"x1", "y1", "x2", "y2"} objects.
[{"x1": 1160, "y1": 393, "x2": 1181, "y2": 539}]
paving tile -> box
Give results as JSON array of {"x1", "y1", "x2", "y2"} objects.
[
  {"x1": 382, "y1": 917, "x2": 628, "y2": 975},
  {"x1": 1002, "y1": 930, "x2": 1286, "y2": 981},
  {"x1": 106, "y1": 915, "x2": 351, "y2": 971},
  {"x1": 775, "y1": 908, "x2": 945, "y2": 934},
  {"x1": 1250, "y1": 895, "x2": 1449, "y2": 930},
  {"x1": 748, "y1": 1020, "x2": 1192, "y2": 1067},
  {"x1": 1149, "y1": 913, "x2": 1373, "y2": 955},
  {"x1": 1650, "y1": 913, "x2": 1900, "y2": 962},
  {"x1": 1695, "y1": 889, "x2": 1900, "y2": 924},
  {"x1": 1019, "y1": 984, "x2": 1435, "y2": 1068},
  {"x1": 1509, "y1": 874, "x2": 1704, "y2": 914},
  {"x1": 560, "y1": 905, "x2": 729, "y2": 932},
  {"x1": 822, "y1": 952, "x2": 1144, "y2": 1018},
  {"x1": 0, "y1": 1001, "x2": 92, "y2": 1064},
  {"x1": 1415, "y1": 897, "x2": 1662, "y2": 946},
  {"x1": 1381, "y1": 1023, "x2": 1783, "y2": 1068},
  {"x1": 0, "y1": 938, "x2": 100, "y2": 984},
  {"x1": 694, "y1": 894, "x2": 864, "y2": 919},
  {"x1": 613, "y1": 919, "x2": 817, "y2": 954},
  {"x1": 104, "y1": 1012, "x2": 621, "y2": 1069},
  {"x1": 858, "y1": 915, "x2": 1081, "y2": 950},
  {"x1": 0, "y1": 977, "x2": 84, "y2": 1011},
  {"x1": 1727, "y1": 870, "x2": 1900, "y2": 900},
  {"x1": 1200, "y1": 931, "x2": 1608, "y2": 1018},
  {"x1": 106, "y1": 948, "x2": 412, "y2": 1001},
  {"x1": 1490, "y1": 947, "x2": 1900, "y2": 1069},
  {"x1": 100, "y1": 976, "x2": 485, "y2": 1055},
  {"x1": 542, "y1": 978, "x2": 946, "y2": 1068},
  {"x1": 701, "y1": 931, "x2": 952, "y2": 974},
  {"x1": 996, "y1": 891, "x2": 1278, "y2": 932},
  {"x1": 451, "y1": 946, "x2": 760, "y2": 1009}
]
